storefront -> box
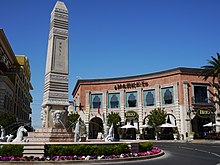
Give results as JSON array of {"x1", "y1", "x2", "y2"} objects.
[{"x1": 72, "y1": 67, "x2": 219, "y2": 140}]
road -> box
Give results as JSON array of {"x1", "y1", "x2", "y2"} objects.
[{"x1": 89, "y1": 142, "x2": 220, "y2": 165}]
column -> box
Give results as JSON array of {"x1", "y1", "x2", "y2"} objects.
[
  {"x1": 120, "y1": 90, "x2": 125, "y2": 124},
  {"x1": 138, "y1": 88, "x2": 143, "y2": 129},
  {"x1": 183, "y1": 81, "x2": 190, "y2": 139},
  {"x1": 85, "y1": 91, "x2": 90, "y2": 137},
  {"x1": 155, "y1": 84, "x2": 161, "y2": 108},
  {"x1": 174, "y1": 82, "x2": 181, "y2": 131}
]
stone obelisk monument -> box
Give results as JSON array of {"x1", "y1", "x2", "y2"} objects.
[
  {"x1": 42, "y1": 0, "x2": 69, "y2": 129},
  {"x1": 28, "y1": 1, "x2": 74, "y2": 142}
]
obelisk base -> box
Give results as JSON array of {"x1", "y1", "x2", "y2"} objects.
[{"x1": 27, "y1": 128, "x2": 74, "y2": 142}]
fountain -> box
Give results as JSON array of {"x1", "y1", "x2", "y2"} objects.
[
  {"x1": 74, "y1": 118, "x2": 80, "y2": 142},
  {"x1": 105, "y1": 123, "x2": 114, "y2": 142},
  {"x1": 12, "y1": 126, "x2": 27, "y2": 142}
]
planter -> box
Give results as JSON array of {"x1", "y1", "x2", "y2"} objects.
[
  {"x1": 155, "y1": 134, "x2": 158, "y2": 140},
  {"x1": 136, "y1": 134, "x2": 140, "y2": 140},
  {"x1": 173, "y1": 134, "x2": 178, "y2": 140},
  {"x1": 189, "y1": 134, "x2": 194, "y2": 141}
]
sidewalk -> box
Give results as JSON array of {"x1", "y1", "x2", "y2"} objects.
[{"x1": 150, "y1": 139, "x2": 220, "y2": 144}]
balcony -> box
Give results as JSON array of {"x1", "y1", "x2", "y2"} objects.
[{"x1": 191, "y1": 96, "x2": 214, "y2": 107}]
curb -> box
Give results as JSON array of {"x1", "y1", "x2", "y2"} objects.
[{"x1": 0, "y1": 150, "x2": 165, "y2": 164}]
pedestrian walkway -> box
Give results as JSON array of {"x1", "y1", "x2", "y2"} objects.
[{"x1": 150, "y1": 139, "x2": 220, "y2": 144}]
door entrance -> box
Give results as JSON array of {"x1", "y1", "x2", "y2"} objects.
[
  {"x1": 89, "y1": 117, "x2": 103, "y2": 139},
  {"x1": 192, "y1": 115, "x2": 211, "y2": 138}
]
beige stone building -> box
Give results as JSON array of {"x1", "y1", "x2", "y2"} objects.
[
  {"x1": 0, "y1": 29, "x2": 33, "y2": 126},
  {"x1": 72, "y1": 67, "x2": 220, "y2": 140}
]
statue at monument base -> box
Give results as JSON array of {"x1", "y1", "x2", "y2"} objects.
[{"x1": 28, "y1": 106, "x2": 75, "y2": 142}]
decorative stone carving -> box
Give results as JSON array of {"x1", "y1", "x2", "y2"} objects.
[
  {"x1": 52, "y1": 110, "x2": 65, "y2": 128},
  {"x1": 41, "y1": 110, "x2": 46, "y2": 127}
]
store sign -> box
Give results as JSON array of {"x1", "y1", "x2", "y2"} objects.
[
  {"x1": 125, "y1": 111, "x2": 138, "y2": 119},
  {"x1": 197, "y1": 109, "x2": 211, "y2": 118},
  {"x1": 114, "y1": 81, "x2": 148, "y2": 90}
]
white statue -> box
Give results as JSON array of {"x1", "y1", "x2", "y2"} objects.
[
  {"x1": 6, "y1": 134, "x2": 14, "y2": 142},
  {"x1": 74, "y1": 117, "x2": 80, "y2": 142},
  {"x1": 12, "y1": 126, "x2": 27, "y2": 142},
  {"x1": 105, "y1": 123, "x2": 114, "y2": 142},
  {"x1": 0, "y1": 125, "x2": 6, "y2": 142}
]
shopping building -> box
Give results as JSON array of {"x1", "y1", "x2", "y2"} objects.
[
  {"x1": 0, "y1": 29, "x2": 33, "y2": 127},
  {"x1": 72, "y1": 67, "x2": 220, "y2": 140}
]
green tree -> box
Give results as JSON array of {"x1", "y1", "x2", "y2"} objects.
[
  {"x1": 0, "y1": 113, "x2": 16, "y2": 128},
  {"x1": 66, "y1": 113, "x2": 80, "y2": 129},
  {"x1": 107, "y1": 112, "x2": 121, "y2": 127},
  {"x1": 147, "y1": 108, "x2": 167, "y2": 129},
  {"x1": 201, "y1": 52, "x2": 220, "y2": 84},
  {"x1": 200, "y1": 53, "x2": 220, "y2": 119}
]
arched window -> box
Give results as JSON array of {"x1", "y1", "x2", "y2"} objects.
[
  {"x1": 164, "y1": 89, "x2": 172, "y2": 104},
  {"x1": 92, "y1": 95, "x2": 101, "y2": 108},
  {"x1": 146, "y1": 92, "x2": 154, "y2": 106},
  {"x1": 127, "y1": 93, "x2": 137, "y2": 107},
  {"x1": 110, "y1": 95, "x2": 119, "y2": 108},
  {"x1": 162, "y1": 87, "x2": 173, "y2": 105}
]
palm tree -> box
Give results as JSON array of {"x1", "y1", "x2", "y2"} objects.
[
  {"x1": 201, "y1": 53, "x2": 220, "y2": 84},
  {"x1": 107, "y1": 112, "x2": 121, "y2": 139},
  {"x1": 107, "y1": 112, "x2": 121, "y2": 127},
  {"x1": 200, "y1": 53, "x2": 220, "y2": 121},
  {"x1": 147, "y1": 108, "x2": 167, "y2": 129}
]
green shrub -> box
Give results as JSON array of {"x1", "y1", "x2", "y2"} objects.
[
  {"x1": 45, "y1": 144, "x2": 130, "y2": 156},
  {"x1": 139, "y1": 141, "x2": 153, "y2": 152},
  {"x1": 0, "y1": 145, "x2": 23, "y2": 157}
]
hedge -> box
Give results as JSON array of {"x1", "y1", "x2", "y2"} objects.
[
  {"x1": 139, "y1": 141, "x2": 153, "y2": 152},
  {"x1": 0, "y1": 144, "x2": 23, "y2": 157},
  {"x1": 45, "y1": 143, "x2": 130, "y2": 157}
]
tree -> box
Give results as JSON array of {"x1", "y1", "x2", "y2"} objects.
[
  {"x1": 107, "y1": 112, "x2": 121, "y2": 139},
  {"x1": 107, "y1": 112, "x2": 121, "y2": 127},
  {"x1": 0, "y1": 113, "x2": 16, "y2": 128},
  {"x1": 147, "y1": 108, "x2": 167, "y2": 129},
  {"x1": 201, "y1": 52, "x2": 220, "y2": 84},
  {"x1": 201, "y1": 53, "x2": 220, "y2": 109},
  {"x1": 66, "y1": 113, "x2": 80, "y2": 129}
]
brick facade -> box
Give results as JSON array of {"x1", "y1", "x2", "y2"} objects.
[{"x1": 72, "y1": 67, "x2": 219, "y2": 140}]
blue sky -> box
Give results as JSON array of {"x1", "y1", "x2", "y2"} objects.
[{"x1": 1, "y1": 0, "x2": 220, "y2": 128}]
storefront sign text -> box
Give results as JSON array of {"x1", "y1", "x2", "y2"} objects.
[
  {"x1": 197, "y1": 109, "x2": 211, "y2": 118},
  {"x1": 125, "y1": 111, "x2": 139, "y2": 119},
  {"x1": 114, "y1": 81, "x2": 148, "y2": 90}
]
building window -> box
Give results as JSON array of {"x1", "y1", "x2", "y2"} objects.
[
  {"x1": 126, "y1": 91, "x2": 137, "y2": 107},
  {"x1": 193, "y1": 85, "x2": 208, "y2": 103},
  {"x1": 108, "y1": 93, "x2": 120, "y2": 108},
  {"x1": 144, "y1": 89, "x2": 155, "y2": 106},
  {"x1": 162, "y1": 87, "x2": 174, "y2": 105},
  {"x1": 91, "y1": 94, "x2": 102, "y2": 109}
]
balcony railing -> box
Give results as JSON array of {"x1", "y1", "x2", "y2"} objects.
[{"x1": 192, "y1": 96, "x2": 214, "y2": 106}]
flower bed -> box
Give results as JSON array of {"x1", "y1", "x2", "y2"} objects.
[{"x1": 0, "y1": 146, "x2": 161, "y2": 162}]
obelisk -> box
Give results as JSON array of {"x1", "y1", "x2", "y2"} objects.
[
  {"x1": 42, "y1": 1, "x2": 69, "y2": 129},
  {"x1": 28, "y1": 1, "x2": 74, "y2": 142}
]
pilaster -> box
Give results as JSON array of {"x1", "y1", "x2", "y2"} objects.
[
  {"x1": 137, "y1": 88, "x2": 143, "y2": 128},
  {"x1": 120, "y1": 90, "x2": 125, "y2": 123},
  {"x1": 155, "y1": 84, "x2": 161, "y2": 107},
  {"x1": 183, "y1": 81, "x2": 190, "y2": 138}
]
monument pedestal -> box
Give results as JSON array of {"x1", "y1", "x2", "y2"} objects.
[{"x1": 27, "y1": 128, "x2": 74, "y2": 142}]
